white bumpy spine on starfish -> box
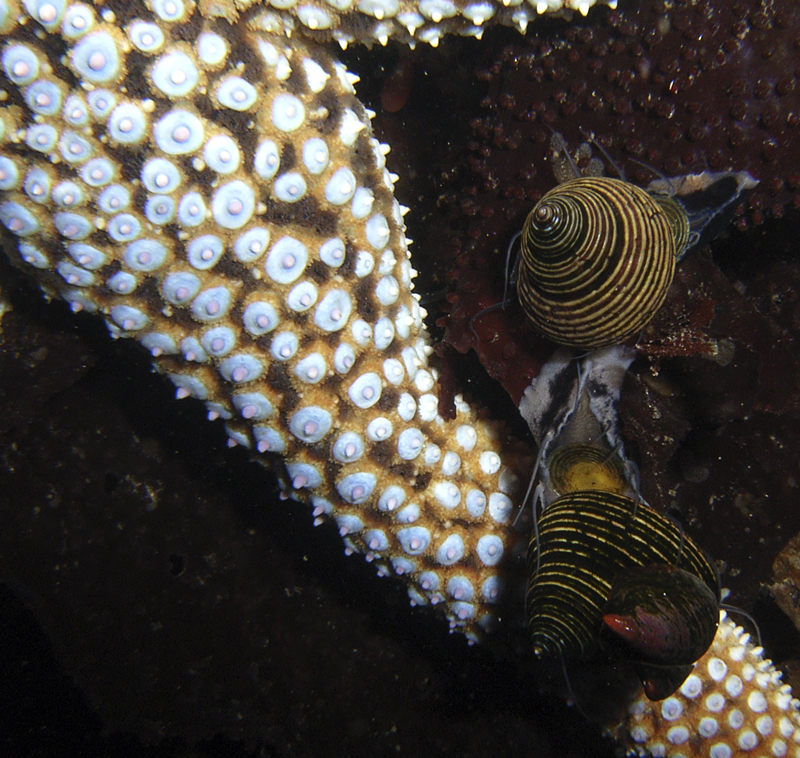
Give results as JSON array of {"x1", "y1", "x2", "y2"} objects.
[
  {"x1": 1, "y1": 1, "x2": 799, "y2": 757},
  {"x1": 197, "y1": 0, "x2": 614, "y2": 46}
]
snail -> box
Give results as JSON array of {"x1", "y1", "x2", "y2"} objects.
[
  {"x1": 519, "y1": 346, "x2": 721, "y2": 700},
  {"x1": 517, "y1": 177, "x2": 685, "y2": 349},
  {"x1": 515, "y1": 133, "x2": 758, "y2": 350},
  {"x1": 526, "y1": 471, "x2": 721, "y2": 700},
  {"x1": 509, "y1": 138, "x2": 758, "y2": 701}
]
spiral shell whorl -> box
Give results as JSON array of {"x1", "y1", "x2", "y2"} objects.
[
  {"x1": 546, "y1": 442, "x2": 628, "y2": 497},
  {"x1": 518, "y1": 177, "x2": 678, "y2": 349},
  {"x1": 653, "y1": 193, "x2": 691, "y2": 258}
]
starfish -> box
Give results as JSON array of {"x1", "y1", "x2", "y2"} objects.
[{"x1": 1, "y1": 0, "x2": 800, "y2": 755}]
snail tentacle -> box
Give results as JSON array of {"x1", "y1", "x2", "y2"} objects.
[
  {"x1": 504, "y1": 230, "x2": 522, "y2": 303},
  {"x1": 578, "y1": 129, "x2": 626, "y2": 182},
  {"x1": 719, "y1": 603, "x2": 763, "y2": 647},
  {"x1": 466, "y1": 228, "x2": 522, "y2": 342}
]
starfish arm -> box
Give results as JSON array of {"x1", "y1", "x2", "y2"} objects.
[
  {"x1": 609, "y1": 614, "x2": 800, "y2": 758},
  {"x1": 0, "y1": 0, "x2": 528, "y2": 643}
]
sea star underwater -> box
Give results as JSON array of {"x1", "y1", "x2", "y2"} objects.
[{"x1": 2, "y1": 0, "x2": 800, "y2": 756}]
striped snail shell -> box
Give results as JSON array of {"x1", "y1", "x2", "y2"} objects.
[
  {"x1": 517, "y1": 177, "x2": 690, "y2": 350},
  {"x1": 526, "y1": 489, "x2": 720, "y2": 665},
  {"x1": 546, "y1": 443, "x2": 629, "y2": 499},
  {"x1": 522, "y1": 350, "x2": 721, "y2": 698}
]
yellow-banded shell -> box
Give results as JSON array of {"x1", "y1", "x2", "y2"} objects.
[
  {"x1": 517, "y1": 177, "x2": 689, "y2": 349},
  {"x1": 526, "y1": 489, "x2": 720, "y2": 661},
  {"x1": 546, "y1": 443, "x2": 628, "y2": 498}
]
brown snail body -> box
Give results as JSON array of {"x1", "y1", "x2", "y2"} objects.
[{"x1": 517, "y1": 177, "x2": 688, "y2": 350}]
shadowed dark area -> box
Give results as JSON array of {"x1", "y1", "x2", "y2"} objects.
[{"x1": 0, "y1": 261, "x2": 612, "y2": 757}]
